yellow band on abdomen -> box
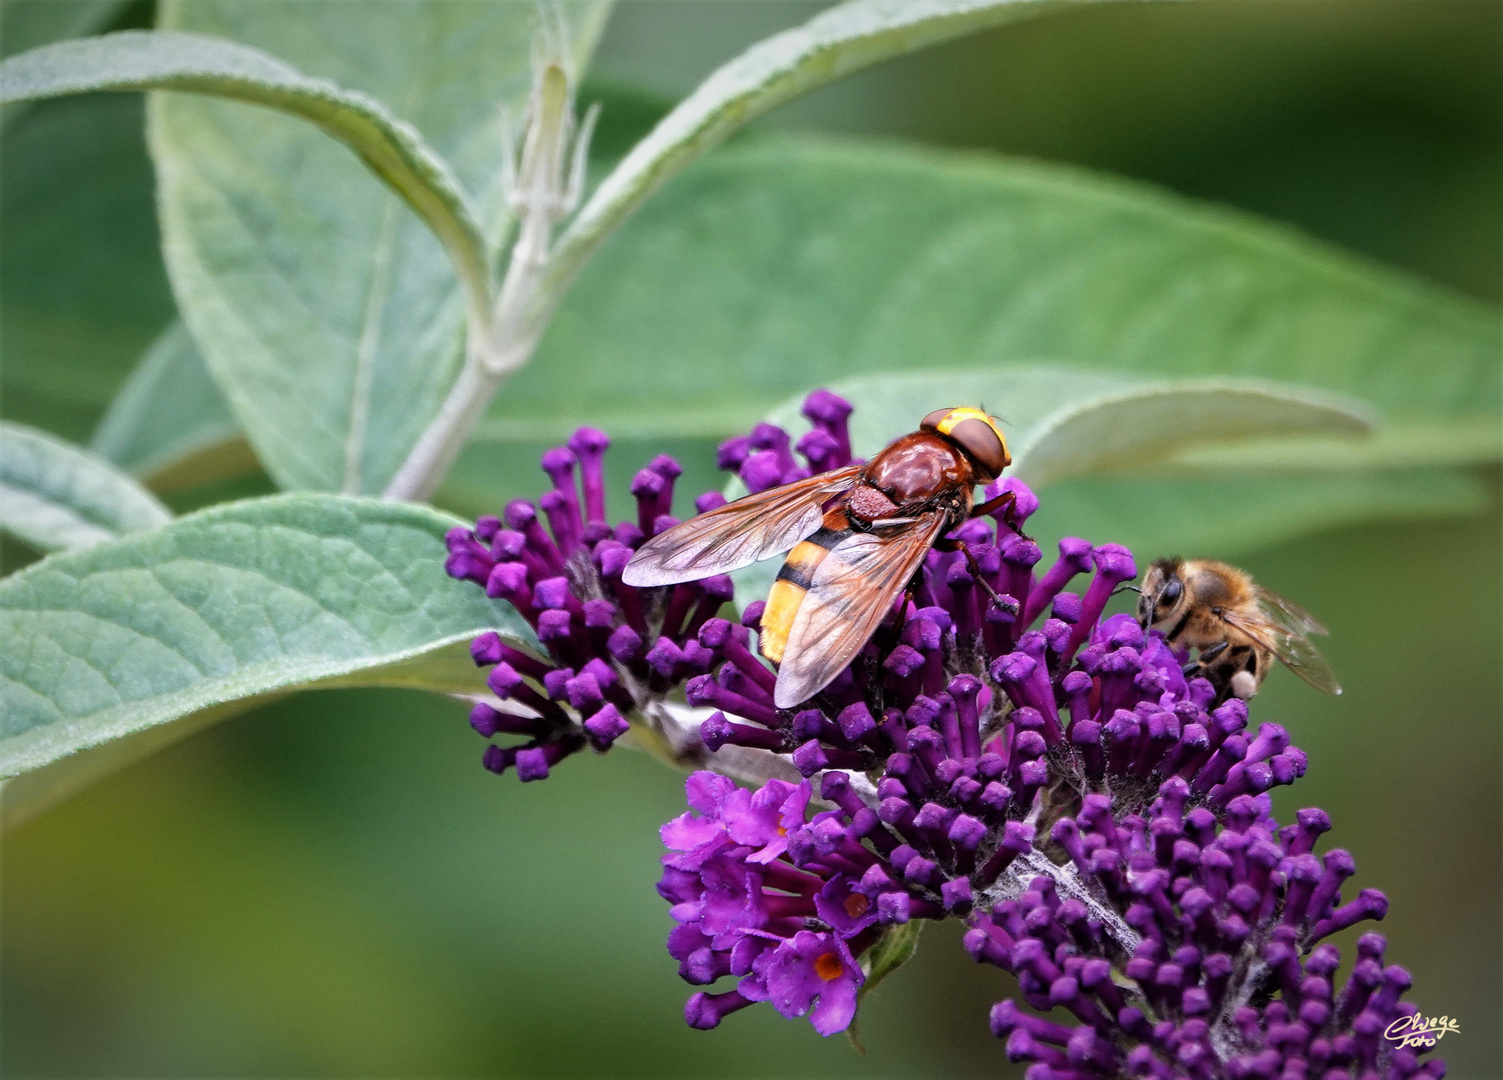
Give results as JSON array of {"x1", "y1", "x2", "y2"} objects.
[
  {"x1": 759, "y1": 538, "x2": 834, "y2": 664},
  {"x1": 759, "y1": 579, "x2": 805, "y2": 664}
]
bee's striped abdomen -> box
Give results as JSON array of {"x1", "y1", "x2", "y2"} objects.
[{"x1": 759, "y1": 517, "x2": 850, "y2": 666}]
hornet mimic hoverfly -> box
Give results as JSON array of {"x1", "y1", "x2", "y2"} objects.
[{"x1": 622, "y1": 407, "x2": 1019, "y2": 709}]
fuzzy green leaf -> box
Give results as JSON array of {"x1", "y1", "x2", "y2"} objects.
[
  {"x1": 143, "y1": 2, "x2": 609, "y2": 494},
  {"x1": 0, "y1": 91, "x2": 176, "y2": 443},
  {"x1": 0, "y1": 27, "x2": 492, "y2": 317},
  {"x1": 0, "y1": 494, "x2": 532, "y2": 779},
  {"x1": 89, "y1": 320, "x2": 249, "y2": 490},
  {"x1": 0, "y1": 0, "x2": 126, "y2": 60},
  {"x1": 1008, "y1": 378, "x2": 1376, "y2": 488},
  {"x1": 0, "y1": 0, "x2": 127, "y2": 134},
  {"x1": 0, "y1": 421, "x2": 171, "y2": 552},
  {"x1": 543, "y1": 0, "x2": 1131, "y2": 315},
  {"x1": 481, "y1": 138, "x2": 1498, "y2": 462}
]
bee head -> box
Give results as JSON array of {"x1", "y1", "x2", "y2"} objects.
[
  {"x1": 921, "y1": 406, "x2": 1010, "y2": 482},
  {"x1": 1139, "y1": 557, "x2": 1186, "y2": 629}
]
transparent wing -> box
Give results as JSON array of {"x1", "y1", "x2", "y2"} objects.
[
  {"x1": 1254, "y1": 586, "x2": 1329, "y2": 636},
  {"x1": 772, "y1": 512, "x2": 948, "y2": 709},
  {"x1": 621, "y1": 465, "x2": 860, "y2": 587},
  {"x1": 1221, "y1": 594, "x2": 1341, "y2": 696}
]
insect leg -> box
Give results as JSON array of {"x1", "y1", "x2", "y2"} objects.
[
  {"x1": 935, "y1": 537, "x2": 1003, "y2": 602},
  {"x1": 892, "y1": 576, "x2": 922, "y2": 640},
  {"x1": 969, "y1": 490, "x2": 1015, "y2": 518},
  {"x1": 969, "y1": 489, "x2": 1034, "y2": 543}
]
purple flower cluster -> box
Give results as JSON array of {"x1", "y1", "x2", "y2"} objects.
[
  {"x1": 444, "y1": 389, "x2": 1442, "y2": 1077},
  {"x1": 696, "y1": 401, "x2": 1312, "y2": 921},
  {"x1": 659, "y1": 771, "x2": 870, "y2": 1036},
  {"x1": 444, "y1": 428, "x2": 735, "y2": 779},
  {"x1": 972, "y1": 785, "x2": 1431, "y2": 1078}
]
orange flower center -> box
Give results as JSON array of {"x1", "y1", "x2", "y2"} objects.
[
  {"x1": 844, "y1": 893, "x2": 870, "y2": 918},
  {"x1": 777, "y1": 825, "x2": 788, "y2": 837},
  {"x1": 814, "y1": 951, "x2": 844, "y2": 982}
]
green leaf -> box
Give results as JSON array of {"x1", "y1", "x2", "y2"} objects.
[
  {"x1": 755, "y1": 367, "x2": 1375, "y2": 485},
  {"x1": 0, "y1": 1, "x2": 126, "y2": 60},
  {"x1": 1033, "y1": 469, "x2": 1494, "y2": 566},
  {"x1": 0, "y1": 493, "x2": 533, "y2": 779},
  {"x1": 93, "y1": 77, "x2": 665, "y2": 507},
  {"x1": 0, "y1": 638, "x2": 484, "y2": 831},
  {"x1": 0, "y1": 27, "x2": 492, "y2": 322},
  {"x1": 0, "y1": 91, "x2": 175, "y2": 443},
  {"x1": 543, "y1": 0, "x2": 1124, "y2": 314},
  {"x1": 143, "y1": 1, "x2": 609, "y2": 494},
  {"x1": 860, "y1": 918, "x2": 923, "y2": 996},
  {"x1": 0, "y1": 421, "x2": 171, "y2": 553},
  {"x1": 481, "y1": 138, "x2": 1498, "y2": 460},
  {"x1": 0, "y1": 0, "x2": 129, "y2": 133},
  {"x1": 1009, "y1": 378, "x2": 1375, "y2": 488},
  {"x1": 89, "y1": 320, "x2": 253, "y2": 491}
]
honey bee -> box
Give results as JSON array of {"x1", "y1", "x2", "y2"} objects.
[
  {"x1": 1137, "y1": 558, "x2": 1340, "y2": 701},
  {"x1": 622, "y1": 408, "x2": 1017, "y2": 708}
]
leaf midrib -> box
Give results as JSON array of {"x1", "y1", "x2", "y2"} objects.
[{"x1": 342, "y1": 11, "x2": 439, "y2": 493}]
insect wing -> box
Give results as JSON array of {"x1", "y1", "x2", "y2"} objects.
[
  {"x1": 772, "y1": 511, "x2": 948, "y2": 709},
  {"x1": 621, "y1": 465, "x2": 860, "y2": 587},
  {"x1": 1253, "y1": 586, "x2": 1330, "y2": 636},
  {"x1": 1222, "y1": 594, "x2": 1341, "y2": 696}
]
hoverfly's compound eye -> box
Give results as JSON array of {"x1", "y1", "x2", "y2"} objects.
[
  {"x1": 919, "y1": 408, "x2": 952, "y2": 433},
  {"x1": 921, "y1": 407, "x2": 1011, "y2": 480},
  {"x1": 948, "y1": 417, "x2": 1009, "y2": 481}
]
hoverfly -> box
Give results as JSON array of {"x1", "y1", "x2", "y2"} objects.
[
  {"x1": 1137, "y1": 557, "x2": 1341, "y2": 701},
  {"x1": 622, "y1": 408, "x2": 1018, "y2": 709}
]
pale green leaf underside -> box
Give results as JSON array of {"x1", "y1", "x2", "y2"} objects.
[
  {"x1": 0, "y1": 421, "x2": 171, "y2": 552},
  {"x1": 147, "y1": 1, "x2": 608, "y2": 494},
  {"x1": 89, "y1": 320, "x2": 246, "y2": 488},
  {"x1": 757, "y1": 367, "x2": 1375, "y2": 483},
  {"x1": 548, "y1": 0, "x2": 1126, "y2": 296},
  {"x1": 484, "y1": 138, "x2": 1499, "y2": 465},
  {"x1": 0, "y1": 494, "x2": 532, "y2": 779},
  {"x1": 0, "y1": 28, "x2": 490, "y2": 312},
  {"x1": 1010, "y1": 378, "x2": 1376, "y2": 488}
]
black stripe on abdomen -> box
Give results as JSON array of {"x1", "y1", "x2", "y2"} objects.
[
  {"x1": 804, "y1": 526, "x2": 847, "y2": 551},
  {"x1": 775, "y1": 559, "x2": 815, "y2": 590},
  {"x1": 775, "y1": 528, "x2": 847, "y2": 589}
]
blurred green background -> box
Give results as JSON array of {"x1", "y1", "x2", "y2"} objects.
[{"x1": 1, "y1": 1, "x2": 1498, "y2": 1077}]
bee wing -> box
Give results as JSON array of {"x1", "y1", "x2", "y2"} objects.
[
  {"x1": 621, "y1": 465, "x2": 861, "y2": 587},
  {"x1": 1253, "y1": 586, "x2": 1330, "y2": 636},
  {"x1": 772, "y1": 511, "x2": 949, "y2": 709},
  {"x1": 1221, "y1": 596, "x2": 1342, "y2": 696}
]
